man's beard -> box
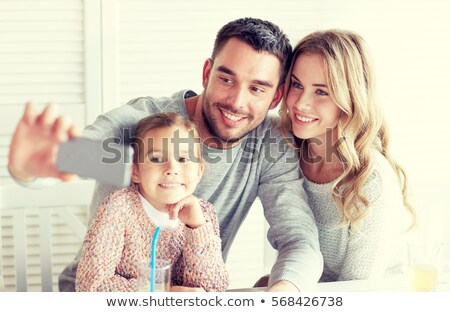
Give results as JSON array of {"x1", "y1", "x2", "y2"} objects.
[{"x1": 201, "y1": 98, "x2": 244, "y2": 145}]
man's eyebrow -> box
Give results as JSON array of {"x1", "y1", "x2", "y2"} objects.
[
  {"x1": 217, "y1": 65, "x2": 235, "y2": 76},
  {"x1": 253, "y1": 79, "x2": 273, "y2": 88},
  {"x1": 292, "y1": 74, "x2": 327, "y2": 87},
  {"x1": 217, "y1": 65, "x2": 274, "y2": 88}
]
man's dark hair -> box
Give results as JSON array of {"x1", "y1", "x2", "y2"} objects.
[{"x1": 212, "y1": 17, "x2": 292, "y2": 86}]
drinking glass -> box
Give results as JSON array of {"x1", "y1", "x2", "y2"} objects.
[
  {"x1": 407, "y1": 241, "x2": 443, "y2": 292},
  {"x1": 136, "y1": 259, "x2": 171, "y2": 292}
]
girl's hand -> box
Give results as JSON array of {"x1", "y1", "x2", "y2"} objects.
[{"x1": 166, "y1": 195, "x2": 206, "y2": 229}]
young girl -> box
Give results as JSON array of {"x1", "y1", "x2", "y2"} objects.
[
  {"x1": 280, "y1": 30, "x2": 416, "y2": 282},
  {"x1": 76, "y1": 112, "x2": 229, "y2": 291}
]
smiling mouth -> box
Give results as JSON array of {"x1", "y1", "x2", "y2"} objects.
[
  {"x1": 219, "y1": 108, "x2": 246, "y2": 122},
  {"x1": 158, "y1": 183, "x2": 184, "y2": 188},
  {"x1": 295, "y1": 114, "x2": 318, "y2": 123}
]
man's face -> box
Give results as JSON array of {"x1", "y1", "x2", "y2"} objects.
[{"x1": 201, "y1": 38, "x2": 283, "y2": 144}]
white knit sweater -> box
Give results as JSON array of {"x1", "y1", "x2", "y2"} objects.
[{"x1": 302, "y1": 151, "x2": 410, "y2": 282}]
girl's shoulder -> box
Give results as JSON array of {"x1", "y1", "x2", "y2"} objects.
[{"x1": 100, "y1": 185, "x2": 141, "y2": 211}]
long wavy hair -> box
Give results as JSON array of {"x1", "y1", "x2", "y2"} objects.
[{"x1": 280, "y1": 30, "x2": 416, "y2": 229}]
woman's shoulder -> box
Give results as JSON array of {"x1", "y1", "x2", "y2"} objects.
[
  {"x1": 364, "y1": 150, "x2": 410, "y2": 231},
  {"x1": 371, "y1": 150, "x2": 400, "y2": 184},
  {"x1": 364, "y1": 149, "x2": 402, "y2": 203}
]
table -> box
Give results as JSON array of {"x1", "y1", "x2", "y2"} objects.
[{"x1": 228, "y1": 273, "x2": 450, "y2": 292}]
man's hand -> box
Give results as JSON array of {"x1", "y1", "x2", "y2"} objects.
[
  {"x1": 8, "y1": 102, "x2": 80, "y2": 181},
  {"x1": 166, "y1": 195, "x2": 206, "y2": 229},
  {"x1": 267, "y1": 280, "x2": 299, "y2": 292}
]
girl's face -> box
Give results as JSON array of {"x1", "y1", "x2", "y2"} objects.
[
  {"x1": 131, "y1": 126, "x2": 204, "y2": 212},
  {"x1": 286, "y1": 53, "x2": 341, "y2": 143}
]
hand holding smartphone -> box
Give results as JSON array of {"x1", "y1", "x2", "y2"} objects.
[{"x1": 56, "y1": 137, "x2": 133, "y2": 188}]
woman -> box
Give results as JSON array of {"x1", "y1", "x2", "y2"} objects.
[{"x1": 280, "y1": 30, "x2": 416, "y2": 282}]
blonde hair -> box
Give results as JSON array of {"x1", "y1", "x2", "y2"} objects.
[
  {"x1": 133, "y1": 112, "x2": 203, "y2": 164},
  {"x1": 280, "y1": 30, "x2": 416, "y2": 229}
]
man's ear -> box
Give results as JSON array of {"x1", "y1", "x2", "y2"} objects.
[
  {"x1": 131, "y1": 163, "x2": 141, "y2": 184},
  {"x1": 202, "y1": 58, "x2": 213, "y2": 88},
  {"x1": 269, "y1": 83, "x2": 285, "y2": 110}
]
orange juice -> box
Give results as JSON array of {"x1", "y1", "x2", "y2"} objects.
[{"x1": 408, "y1": 264, "x2": 438, "y2": 292}]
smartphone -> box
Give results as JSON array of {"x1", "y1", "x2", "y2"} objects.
[{"x1": 56, "y1": 137, "x2": 133, "y2": 188}]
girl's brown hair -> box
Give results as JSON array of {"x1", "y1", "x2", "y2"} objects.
[{"x1": 133, "y1": 112, "x2": 202, "y2": 164}]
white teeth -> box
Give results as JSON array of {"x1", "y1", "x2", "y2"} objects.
[
  {"x1": 296, "y1": 115, "x2": 315, "y2": 123},
  {"x1": 160, "y1": 183, "x2": 183, "y2": 187},
  {"x1": 222, "y1": 110, "x2": 243, "y2": 121}
]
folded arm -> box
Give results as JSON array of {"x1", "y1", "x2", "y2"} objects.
[{"x1": 173, "y1": 200, "x2": 229, "y2": 292}]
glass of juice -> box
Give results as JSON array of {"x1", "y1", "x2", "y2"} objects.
[{"x1": 407, "y1": 241, "x2": 443, "y2": 292}]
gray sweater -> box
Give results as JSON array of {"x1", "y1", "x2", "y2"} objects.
[
  {"x1": 57, "y1": 90, "x2": 323, "y2": 291},
  {"x1": 303, "y1": 151, "x2": 409, "y2": 282}
]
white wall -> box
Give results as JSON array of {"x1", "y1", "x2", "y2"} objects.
[{"x1": 1, "y1": 0, "x2": 449, "y2": 290}]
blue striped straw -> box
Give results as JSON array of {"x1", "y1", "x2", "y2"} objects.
[{"x1": 150, "y1": 226, "x2": 161, "y2": 292}]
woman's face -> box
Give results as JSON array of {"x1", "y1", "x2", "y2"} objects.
[{"x1": 286, "y1": 53, "x2": 341, "y2": 143}]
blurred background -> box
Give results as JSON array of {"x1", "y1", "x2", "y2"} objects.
[{"x1": 0, "y1": 0, "x2": 449, "y2": 290}]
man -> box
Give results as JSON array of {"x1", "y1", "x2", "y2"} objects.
[{"x1": 8, "y1": 18, "x2": 323, "y2": 291}]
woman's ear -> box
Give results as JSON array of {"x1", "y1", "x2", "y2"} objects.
[{"x1": 131, "y1": 163, "x2": 141, "y2": 184}]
